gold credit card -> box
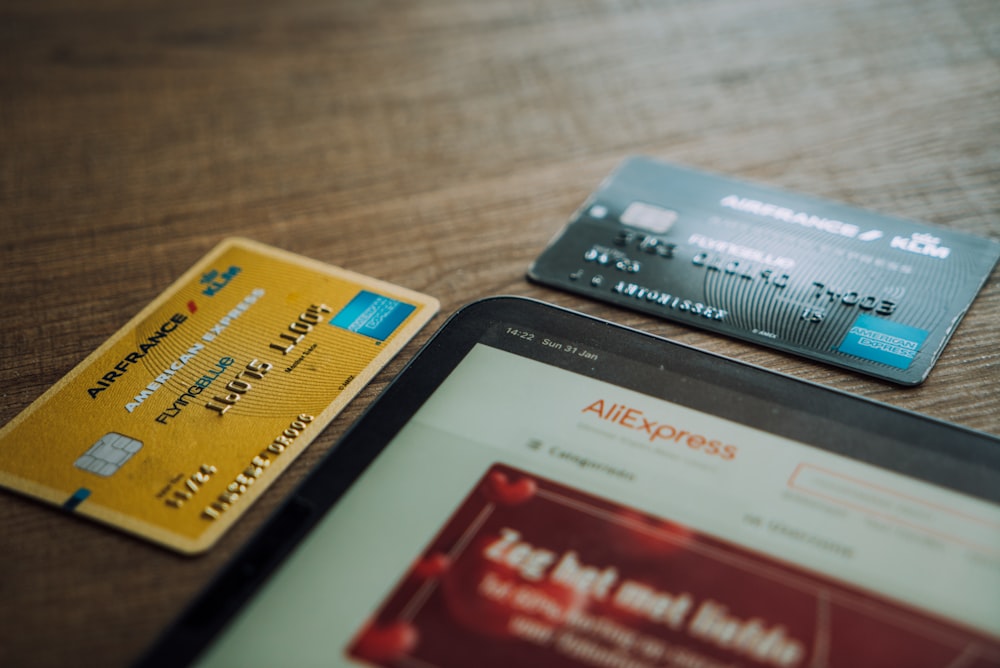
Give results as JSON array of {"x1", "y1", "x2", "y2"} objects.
[{"x1": 0, "y1": 238, "x2": 439, "y2": 553}]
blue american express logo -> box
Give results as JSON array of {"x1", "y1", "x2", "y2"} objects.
[
  {"x1": 837, "y1": 314, "x2": 928, "y2": 370},
  {"x1": 330, "y1": 291, "x2": 415, "y2": 341}
]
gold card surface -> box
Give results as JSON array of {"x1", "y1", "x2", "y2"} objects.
[{"x1": 0, "y1": 238, "x2": 438, "y2": 553}]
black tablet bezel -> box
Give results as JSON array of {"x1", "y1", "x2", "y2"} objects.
[{"x1": 136, "y1": 296, "x2": 1000, "y2": 667}]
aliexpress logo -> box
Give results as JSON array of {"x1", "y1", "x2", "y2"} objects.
[{"x1": 582, "y1": 399, "x2": 738, "y2": 461}]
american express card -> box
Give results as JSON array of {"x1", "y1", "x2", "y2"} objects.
[
  {"x1": 528, "y1": 157, "x2": 1000, "y2": 384},
  {"x1": 0, "y1": 238, "x2": 438, "y2": 553}
]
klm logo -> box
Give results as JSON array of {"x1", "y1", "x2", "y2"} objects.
[{"x1": 890, "y1": 233, "x2": 950, "y2": 260}]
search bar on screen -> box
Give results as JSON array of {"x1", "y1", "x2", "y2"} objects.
[{"x1": 788, "y1": 463, "x2": 1000, "y2": 555}]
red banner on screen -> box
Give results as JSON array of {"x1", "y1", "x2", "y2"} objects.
[{"x1": 349, "y1": 464, "x2": 1000, "y2": 667}]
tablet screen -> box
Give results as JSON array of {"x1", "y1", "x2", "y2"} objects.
[{"x1": 162, "y1": 298, "x2": 1000, "y2": 667}]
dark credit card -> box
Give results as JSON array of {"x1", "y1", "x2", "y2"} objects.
[{"x1": 528, "y1": 157, "x2": 1000, "y2": 385}]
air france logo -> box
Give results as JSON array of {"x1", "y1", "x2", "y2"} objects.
[{"x1": 719, "y1": 195, "x2": 883, "y2": 242}]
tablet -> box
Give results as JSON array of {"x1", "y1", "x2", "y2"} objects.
[{"x1": 139, "y1": 296, "x2": 1000, "y2": 667}]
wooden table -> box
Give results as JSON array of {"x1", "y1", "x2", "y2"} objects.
[{"x1": 2, "y1": 1, "x2": 997, "y2": 665}]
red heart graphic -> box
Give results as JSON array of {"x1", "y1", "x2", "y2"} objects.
[
  {"x1": 351, "y1": 621, "x2": 418, "y2": 663},
  {"x1": 413, "y1": 552, "x2": 450, "y2": 579},
  {"x1": 482, "y1": 471, "x2": 537, "y2": 505}
]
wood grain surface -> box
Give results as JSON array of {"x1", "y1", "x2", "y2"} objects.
[{"x1": 1, "y1": 0, "x2": 998, "y2": 665}]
